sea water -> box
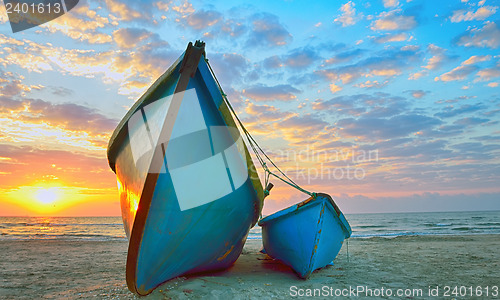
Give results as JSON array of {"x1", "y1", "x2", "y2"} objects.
[
  {"x1": 0, "y1": 216, "x2": 126, "y2": 241},
  {"x1": 249, "y1": 210, "x2": 500, "y2": 239},
  {"x1": 1, "y1": 210, "x2": 500, "y2": 241}
]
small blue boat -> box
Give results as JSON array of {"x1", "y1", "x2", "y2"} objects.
[
  {"x1": 258, "y1": 193, "x2": 351, "y2": 278},
  {"x1": 107, "y1": 41, "x2": 264, "y2": 295}
]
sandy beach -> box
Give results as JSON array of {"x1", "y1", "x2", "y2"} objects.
[{"x1": 1, "y1": 235, "x2": 499, "y2": 299}]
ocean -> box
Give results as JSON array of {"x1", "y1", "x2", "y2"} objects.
[{"x1": 1, "y1": 210, "x2": 500, "y2": 241}]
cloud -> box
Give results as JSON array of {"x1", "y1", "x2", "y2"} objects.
[
  {"x1": 452, "y1": 142, "x2": 500, "y2": 156},
  {"x1": 337, "y1": 114, "x2": 441, "y2": 140},
  {"x1": 355, "y1": 80, "x2": 389, "y2": 89},
  {"x1": 380, "y1": 139, "x2": 452, "y2": 161},
  {"x1": 453, "y1": 117, "x2": 489, "y2": 126},
  {"x1": 409, "y1": 44, "x2": 454, "y2": 80},
  {"x1": 262, "y1": 47, "x2": 321, "y2": 70},
  {"x1": 0, "y1": 70, "x2": 116, "y2": 140},
  {"x1": 173, "y1": 6, "x2": 248, "y2": 41},
  {"x1": 247, "y1": 13, "x2": 292, "y2": 47},
  {"x1": 112, "y1": 28, "x2": 154, "y2": 49},
  {"x1": 263, "y1": 55, "x2": 283, "y2": 69},
  {"x1": 329, "y1": 83, "x2": 342, "y2": 94},
  {"x1": 383, "y1": 0, "x2": 399, "y2": 8},
  {"x1": 185, "y1": 9, "x2": 223, "y2": 30},
  {"x1": 462, "y1": 55, "x2": 492, "y2": 65},
  {"x1": 244, "y1": 103, "x2": 293, "y2": 122},
  {"x1": 0, "y1": 96, "x2": 25, "y2": 112},
  {"x1": 422, "y1": 124, "x2": 464, "y2": 138},
  {"x1": 206, "y1": 52, "x2": 249, "y2": 85},
  {"x1": 373, "y1": 33, "x2": 409, "y2": 43},
  {"x1": 50, "y1": 86, "x2": 73, "y2": 97},
  {"x1": 0, "y1": 80, "x2": 32, "y2": 97},
  {"x1": 1, "y1": 98, "x2": 118, "y2": 136},
  {"x1": 423, "y1": 44, "x2": 455, "y2": 70},
  {"x1": 435, "y1": 65, "x2": 479, "y2": 81},
  {"x1": 455, "y1": 22, "x2": 500, "y2": 49},
  {"x1": 0, "y1": 34, "x2": 175, "y2": 96},
  {"x1": 282, "y1": 47, "x2": 320, "y2": 69},
  {"x1": 0, "y1": 6, "x2": 7, "y2": 24},
  {"x1": 104, "y1": 0, "x2": 146, "y2": 21},
  {"x1": 409, "y1": 70, "x2": 428, "y2": 80},
  {"x1": 450, "y1": 6, "x2": 498, "y2": 22},
  {"x1": 435, "y1": 52, "x2": 496, "y2": 82},
  {"x1": 324, "y1": 49, "x2": 364, "y2": 65},
  {"x1": 312, "y1": 99, "x2": 367, "y2": 117},
  {"x1": 312, "y1": 93, "x2": 407, "y2": 118},
  {"x1": 41, "y1": 3, "x2": 112, "y2": 44},
  {"x1": 407, "y1": 90, "x2": 427, "y2": 99},
  {"x1": 334, "y1": 1, "x2": 362, "y2": 27},
  {"x1": 242, "y1": 84, "x2": 301, "y2": 101},
  {"x1": 170, "y1": 0, "x2": 194, "y2": 15},
  {"x1": 155, "y1": 1, "x2": 172, "y2": 12},
  {"x1": 370, "y1": 9, "x2": 417, "y2": 31},
  {"x1": 220, "y1": 18, "x2": 248, "y2": 38},
  {"x1": 279, "y1": 114, "x2": 327, "y2": 130},
  {"x1": 275, "y1": 114, "x2": 329, "y2": 144},
  {"x1": 434, "y1": 103, "x2": 484, "y2": 118},
  {"x1": 434, "y1": 95, "x2": 474, "y2": 104},
  {"x1": 318, "y1": 47, "x2": 422, "y2": 84},
  {"x1": 476, "y1": 66, "x2": 500, "y2": 81}
]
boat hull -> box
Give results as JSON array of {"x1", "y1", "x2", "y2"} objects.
[
  {"x1": 258, "y1": 194, "x2": 351, "y2": 278},
  {"x1": 108, "y1": 42, "x2": 264, "y2": 295}
]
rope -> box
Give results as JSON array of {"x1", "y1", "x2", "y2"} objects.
[
  {"x1": 346, "y1": 239, "x2": 349, "y2": 262},
  {"x1": 205, "y1": 58, "x2": 315, "y2": 198}
]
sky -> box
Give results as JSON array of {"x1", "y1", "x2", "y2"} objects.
[{"x1": 0, "y1": 0, "x2": 499, "y2": 216}]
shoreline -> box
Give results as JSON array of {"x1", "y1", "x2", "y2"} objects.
[
  {"x1": 1, "y1": 234, "x2": 499, "y2": 299},
  {"x1": 1, "y1": 231, "x2": 499, "y2": 241}
]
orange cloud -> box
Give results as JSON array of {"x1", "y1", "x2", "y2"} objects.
[
  {"x1": 104, "y1": 0, "x2": 145, "y2": 21},
  {"x1": 371, "y1": 10, "x2": 416, "y2": 31},
  {"x1": 450, "y1": 6, "x2": 497, "y2": 22},
  {"x1": 334, "y1": 1, "x2": 362, "y2": 27},
  {"x1": 113, "y1": 28, "x2": 153, "y2": 49},
  {"x1": 329, "y1": 83, "x2": 342, "y2": 94},
  {"x1": 462, "y1": 55, "x2": 492, "y2": 65},
  {"x1": 41, "y1": 3, "x2": 112, "y2": 44},
  {"x1": 244, "y1": 102, "x2": 293, "y2": 122}
]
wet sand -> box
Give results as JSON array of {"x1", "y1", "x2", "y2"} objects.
[{"x1": 1, "y1": 235, "x2": 499, "y2": 299}]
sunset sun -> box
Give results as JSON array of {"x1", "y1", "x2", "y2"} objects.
[{"x1": 35, "y1": 188, "x2": 60, "y2": 205}]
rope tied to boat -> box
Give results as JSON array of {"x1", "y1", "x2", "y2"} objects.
[{"x1": 205, "y1": 58, "x2": 315, "y2": 199}]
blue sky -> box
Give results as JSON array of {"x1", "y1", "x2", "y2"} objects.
[{"x1": 0, "y1": 0, "x2": 499, "y2": 215}]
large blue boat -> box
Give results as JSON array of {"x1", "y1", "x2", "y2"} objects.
[
  {"x1": 258, "y1": 193, "x2": 351, "y2": 279},
  {"x1": 107, "y1": 41, "x2": 264, "y2": 295}
]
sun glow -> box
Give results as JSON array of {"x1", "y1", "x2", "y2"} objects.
[{"x1": 3, "y1": 184, "x2": 120, "y2": 216}]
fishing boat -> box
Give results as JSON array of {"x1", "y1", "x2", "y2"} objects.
[
  {"x1": 258, "y1": 193, "x2": 351, "y2": 279},
  {"x1": 107, "y1": 41, "x2": 264, "y2": 295}
]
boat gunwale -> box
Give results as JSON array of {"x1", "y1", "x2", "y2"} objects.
[{"x1": 258, "y1": 196, "x2": 317, "y2": 225}]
